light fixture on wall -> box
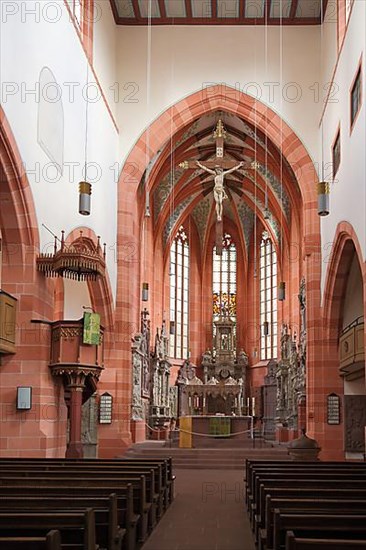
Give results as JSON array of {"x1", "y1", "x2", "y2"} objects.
[
  {"x1": 317, "y1": 181, "x2": 330, "y2": 216},
  {"x1": 142, "y1": 282, "x2": 149, "y2": 302},
  {"x1": 263, "y1": 321, "x2": 269, "y2": 337},
  {"x1": 278, "y1": 281, "x2": 286, "y2": 301},
  {"x1": 16, "y1": 387, "x2": 32, "y2": 411}
]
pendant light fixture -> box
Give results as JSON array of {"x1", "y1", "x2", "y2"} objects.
[
  {"x1": 141, "y1": 1, "x2": 152, "y2": 307},
  {"x1": 318, "y1": 0, "x2": 330, "y2": 217},
  {"x1": 142, "y1": 282, "x2": 149, "y2": 302},
  {"x1": 278, "y1": 11, "x2": 286, "y2": 301},
  {"x1": 79, "y1": 61, "x2": 91, "y2": 215}
]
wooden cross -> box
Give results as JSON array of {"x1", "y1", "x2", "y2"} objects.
[{"x1": 179, "y1": 119, "x2": 259, "y2": 254}]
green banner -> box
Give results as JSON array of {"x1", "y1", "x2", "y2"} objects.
[
  {"x1": 83, "y1": 312, "x2": 100, "y2": 345},
  {"x1": 209, "y1": 417, "x2": 231, "y2": 437}
]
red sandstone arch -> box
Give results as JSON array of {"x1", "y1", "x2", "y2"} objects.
[
  {"x1": 110, "y1": 86, "x2": 322, "y2": 454},
  {"x1": 0, "y1": 108, "x2": 39, "y2": 258},
  {"x1": 119, "y1": 87, "x2": 318, "y2": 207},
  {"x1": 117, "y1": 86, "x2": 320, "y2": 337},
  {"x1": 65, "y1": 227, "x2": 115, "y2": 337},
  {"x1": 323, "y1": 221, "x2": 366, "y2": 342}
]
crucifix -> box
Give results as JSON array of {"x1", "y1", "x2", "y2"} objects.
[{"x1": 179, "y1": 119, "x2": 259, "y2": 254}]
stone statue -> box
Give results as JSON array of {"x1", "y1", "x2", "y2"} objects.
[
  {"x1": 202, "y1": 349, "x2": 212, "y2": 366},
  {"x1": 237, "y1": 349, "x2": 249, "y2": 367},
  {"x1": 196, "y1": 160, "x2": 244, "y2": 221}
]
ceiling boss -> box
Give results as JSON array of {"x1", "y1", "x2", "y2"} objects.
[{"x1": 179, "y1": 119, "x2": 259, "y2": 253}]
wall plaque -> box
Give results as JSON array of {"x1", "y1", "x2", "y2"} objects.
[{"x1": 327, "y1": 393, "x2": 340, "y2": 425}]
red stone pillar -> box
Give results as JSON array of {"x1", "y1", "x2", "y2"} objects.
[{"x1": 66, "y1": 383, "x2": 84, "y2": 458}]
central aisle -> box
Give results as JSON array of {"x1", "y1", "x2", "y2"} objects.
[{"x1": 142, "y1": 469, "x2": 255, "y2": 550}]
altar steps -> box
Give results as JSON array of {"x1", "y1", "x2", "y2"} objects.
[{"x1": 122, "y1": 441, "x2": 290, "y2": 470}]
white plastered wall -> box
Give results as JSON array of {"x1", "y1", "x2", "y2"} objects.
[
  {"x1": 93, "y1": 0, "x2": 117, "y2": 118},
  {"x1": 321, "y1": 0, "x2": 366, "y2": 296},
  {"x1": 116, "y1": 25, "x2": 322, "y2": 169},
  {"x1": 0, "y1": 1, "x2": 118, "y2": 302}
]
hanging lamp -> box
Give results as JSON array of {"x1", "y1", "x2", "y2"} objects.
[
  {"x1": 142, "y1": 282, "x2": 149, "y2": 302},
  {"x1": 79, "y1": 61, "x2": 91, "y2": 216}
]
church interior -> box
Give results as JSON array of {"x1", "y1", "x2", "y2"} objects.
[{"x1": 0, "y1": 0, "x2": 365, "y2": 548}]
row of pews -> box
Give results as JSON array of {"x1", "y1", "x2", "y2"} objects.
[
  {"x1": 245, "y1": 459, "x2": 366, "y2": 550},
  {"x1": 0, "y1": 457, "x2": 175, "y2": 550}
]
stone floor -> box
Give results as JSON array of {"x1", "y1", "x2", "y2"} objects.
[{"x1": 141, "y1": 469, "x2": 255, "y2": 550}]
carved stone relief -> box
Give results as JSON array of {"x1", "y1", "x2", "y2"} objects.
[{"x1": 344, "y1": 395, "x2": 366, "y2": 452}]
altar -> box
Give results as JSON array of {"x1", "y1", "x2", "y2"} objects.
[
  {"x1": 177, "y1": 316, "x2": 249, "y2": 417},
  {"x1": 179, "y1": 415, "x2": 253, "y2": 448}
]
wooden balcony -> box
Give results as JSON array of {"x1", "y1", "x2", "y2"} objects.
[{"x1": 339, "y1": 317, "x2": 365, "y2": 380}]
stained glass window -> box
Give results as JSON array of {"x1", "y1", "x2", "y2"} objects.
[
  {"x1": 212, "y1": 234, "x2": 237, "y2": 346},
  {"x1": 169, "y1": 226, "x2": 189, "y2": 359},
  {"x1": 260, "y1": 232, "x2": 277, "y2": 360}
]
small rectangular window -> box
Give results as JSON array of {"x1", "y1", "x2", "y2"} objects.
[
  {"x1": 351, "y1": 65, "x2": 362, "y2": 129},
  {"x1": 332, "y1": 129, "x2": 341, "y2": 178}
]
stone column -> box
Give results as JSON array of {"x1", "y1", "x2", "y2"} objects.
[{"x1": 66, "y1": 377, "x2": 85, "y2": 458}]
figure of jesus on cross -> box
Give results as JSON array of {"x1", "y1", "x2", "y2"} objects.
[{"x1": 196, "y1": 160, "x2": 244, "y2": 221}]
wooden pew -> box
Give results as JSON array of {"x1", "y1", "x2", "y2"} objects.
[
  {"x1": 0, "y1": 530, "x2": 61, "y2": 550},
  {"x1": 262, "y1": 498, "x2": 366, "y2": 550},
  {"x1": 250, "y1": 469, "x2": 366, "y2": 517},
  {"x1": 285, "y1": 530, "x2": 366, "y2": 549},
  {"x1": 0, "y1": 509, "x2": 96, "y2": 550},
  {"x1": 0, "y1": 482, "x2": 141, "y2": 549},
  {"x1": 0, "y1": 457, "x2": 173, "y2": 511},
  {"x1": 254, "y1": 485, "x2": 366, "y2": 549},
  {"x1": 273, "y1": 510, "x2": 366, "y2": 550},
  {"x1": 0, "y1": 467, "x2": 158, "y2": 532},
  {"x1": 245, "y1": 461, "x2": 366, "y2": 506},
  {"x1": 251, "y1": 474, "x2": 366, "y2": 527},
  {"x1": 0, "y1": 473, "x2": 150, "y2": 543},
  {"x1": 256, "y1": 481, "x2": 366, "y2": 540},
  {"x1": 0, "y1": 493, "x2": 123, "y2": 550}
]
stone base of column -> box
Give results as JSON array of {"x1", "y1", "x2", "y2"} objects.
[
  {"x1": 131, "y1": 420, "x2": 146, "y2": 443},
  {"x1": 65, "y1": 441, "x2": 84, "y2": 458}
]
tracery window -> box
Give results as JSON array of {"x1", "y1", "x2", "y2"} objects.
[
  {"x1": 260, "y1": 232, "x2": 278, "y2": 360},
  {"x1": 169, "y1": 226, "x2": 189, "y2": 359},
  {"x1": 213, "y1": 234, "x2": 237, "y2": 345}
]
